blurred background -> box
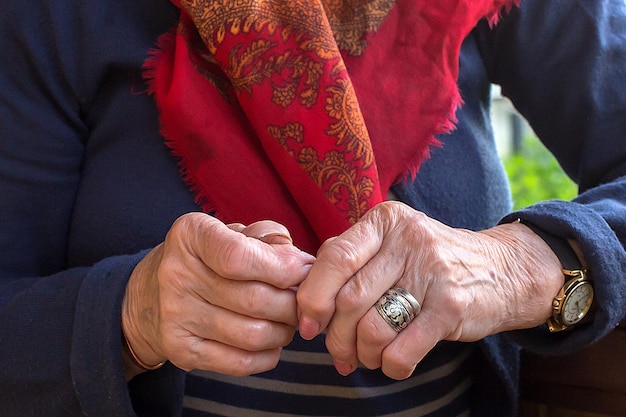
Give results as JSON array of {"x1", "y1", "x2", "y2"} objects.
[{"x1": 491, "y1": 85, "x2": 578, "y2": 209}]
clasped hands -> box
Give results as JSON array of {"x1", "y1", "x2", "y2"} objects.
[{"x1": 122, "y1": 201, "x2": 563, "y2": 380}]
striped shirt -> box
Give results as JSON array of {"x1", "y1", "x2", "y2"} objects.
[{"x1": 183, "y1": 333, "x2": 475, "y2": 416}]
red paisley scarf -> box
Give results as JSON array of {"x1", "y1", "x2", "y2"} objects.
[{"x1": 144, "y1": 0, "x2": 518, "y2": 252}]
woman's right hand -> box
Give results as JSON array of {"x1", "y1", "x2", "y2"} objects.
[{"x1": 121, "y1": 212, "x2": 315, "y2": 378}]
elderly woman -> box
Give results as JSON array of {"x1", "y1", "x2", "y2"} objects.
[{"x1": 0, "y1": 0, "x2": 624, "y2": 416}]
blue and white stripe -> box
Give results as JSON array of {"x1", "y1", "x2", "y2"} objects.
[{"x1": 183, "y1": 334, "x2": 475, "y2": 416}]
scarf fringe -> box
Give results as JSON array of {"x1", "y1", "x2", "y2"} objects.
[
  {"x1": 142, "y1": 29, "x2": 220, "y2": 216},
  {"x1": 488, "y1": 0, "x2": 520, "y2": 26},
  {"x1": 142, "y1": 0, "x2": 521, "y2": 250}
]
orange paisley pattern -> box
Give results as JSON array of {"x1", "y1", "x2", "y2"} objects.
[
  {"x1": 178, "y1": 0, "x2": 392, "y2": 225},
  {"x1": 298, "y1": 147, "x2": 376, "y2": 222},
  {"x1": 180, "y1": 0, "x2": 394, "y2": 55},
  {"x1": 148, "y1": 0, "x2": 519, "y2": 250},
  {"x1": 325, "y1": 77, "x2": 373, "y2": 168}
]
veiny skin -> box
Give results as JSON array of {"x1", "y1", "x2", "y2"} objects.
[
  {"x1": 121, "y1": 201, "x2": 563, "y2": 381},
  {"x1": 297, "y1": 201, "x2": 563, "y2": 380},
  {"x1": 122, "y1": 214, "x2": 314, "y2": 379}
]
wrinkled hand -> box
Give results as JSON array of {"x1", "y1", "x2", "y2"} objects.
[
  {"x1": 297, "y1": 201, "x2": 563, "y2": 380},
  {"x1": 122, "y1": 213, "x2": 315, "y2": 377}
]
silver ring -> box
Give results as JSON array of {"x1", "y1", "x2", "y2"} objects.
[{"x1": 375, "y1": 288, "x2": 421, "y2": 332}]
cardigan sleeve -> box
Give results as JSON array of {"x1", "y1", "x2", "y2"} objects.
[
  {"x1": 0, "y1": 1, "x2": 185, "y2": 416},
  {"x1": 479, "y1": 0, "x2": 626, "y2": 353}
]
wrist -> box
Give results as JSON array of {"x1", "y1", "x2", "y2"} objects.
[
  {"x1": 121, "y1": 250, "x2": 167, "y2": 376},
  {"x1": 515, "y1": 219, "x2": 594, "y2": 332},
  {"x1": 121, "y1": 298, "x2": 166, "y2": 375},
  {"x1": 121, "y1": 320, "x2": 165, "y2": 376},
  {"x1": 121, "y1": 328, "x2": 154, "y2": 380},
  {"x1": 479, "y1": 222, "x2": 564, "y2": 331}
]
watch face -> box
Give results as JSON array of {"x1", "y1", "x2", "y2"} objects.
[{"x1": 562, "y1": 281, "x2": 594, "y2": 326}]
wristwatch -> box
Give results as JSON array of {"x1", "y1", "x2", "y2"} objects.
[{"x1": 518, "y1": 219, "x2": 594, "y2": 332}]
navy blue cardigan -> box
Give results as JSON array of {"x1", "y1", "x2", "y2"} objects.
[{"x1": 0, "y1": 0, "x2": 624, "y2": 415}]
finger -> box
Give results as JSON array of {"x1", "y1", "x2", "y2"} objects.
[
  {"x1": 323, "y1": 241, "x2": 405, "y2": 372},
  {"x1": 227, "y1": 222, "x2": 247, "y2": 233},
  {"x1": 355, "y1": 279, "x2": 426, "y2": 370},
  {"x1": 168, "y1": 336, "x2": 284, "y2": 376},
  {"x1": 380, "y1": 308, "x2": 446, "y2": 380},
  {"x1": 159, "y1": 248, "x2": 300, "y2": 325},
  {"x1": 191, "y1": 304, "x2": 296, "y2": 352},
  {"x1": 161, "y1": 293, "x2": 296, "y2": 352},
  {"x1": 297, "y1": 216, "x2": 383, "y2": 340},
  {"x1": 242, "y1": 220, "x2": 293, "y2": 245},
  {"x1": 355, "y1": 307, "x2": 397, "y2": 370},
  {"x1": 204, "y1": 275, "x2": 299, "y2": 325},
  {"x1": 174, "y1": 213, "x2": 314, "y2": 289}
]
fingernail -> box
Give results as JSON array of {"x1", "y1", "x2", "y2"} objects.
[
  {"x1": 333, "y1": 359, "x2": 355, "y2": 376},
  {"x1": 258, "y1": 232, "x2": 292, "y2": 245},
  {"x1": 298, "y1": 316, "x2": 320, "y2": 340}
]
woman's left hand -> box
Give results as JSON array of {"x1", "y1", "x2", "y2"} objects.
[{"x1": 297, "y1": 201, "x2": 563, "y2": 380}]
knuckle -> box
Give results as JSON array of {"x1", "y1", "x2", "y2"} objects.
[
  {"x1": 296, "y1": 282, "x2": 335, "y2": 318},
  {"x1": 358, "y1": 315, "x2": 389, "y2": 344},
  {"x1": 165, "y1": 339, "x2": 198, "y2": 372},
  {"x1": 215, "y1": 238, "x2": 252, "y2": 278},
  {"x1": 335, "y1": 283, "x2": 364, "y2": 313},
  {"x1": 228, "y1": 354, "x2": 258, "y2": 377},
  {"x1": 443, "y1": 291, "x2": 467, "y2": 318},
  {"x1": 433, "y1": 274, "x2": 470, "y2": 315},
  {"x1": 241, "y1": 321, "x2": 273, "y2": 350},
  {"x1": 158, "y1": 254, "x2": 187, "y2": 286},
  {"x1": 231, "y1": 352, "x2": 280, "y2": 377},
  {"x1": 369, "y1": 200, "x2": 399, "y2": 221},
  {"x1": 227, "y1": 355, "x2": 256, "y2": 376},
  {"x1": 168, "y1": 213, "x2": 204, "y2": 242},
  {"x1": 317, "y1": 238, "x2": 361, "y2": 274},
  {"x1": 168, "y1": 213, "x2": 191, "y2": 237},
  {"x1": 405, "y1": 212, "x2": 435, "y2": 243},
  {"x1": 296, "y1": 290, "x2": 328, "y2": 319},
  {"x1": 382, "y1": 349, "x2": 413, "y2": 379},
  {"x1": 324, "y1": 333, "x2": 353, "y2": 361},
  {"x1": 243, "y1": 284, "x2": 270, "y2": 316},
  {"x1": 366, "y1": 200, "x2": 410, "y2": 229}
]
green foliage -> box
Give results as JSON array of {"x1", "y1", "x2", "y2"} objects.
[{"x1": 504, "y1": 135, "x2": 578, "y2": 210}]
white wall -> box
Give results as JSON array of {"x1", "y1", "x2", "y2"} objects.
[{"x1": 490, "y1": 84, "x2": 531, "y2": 157}]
